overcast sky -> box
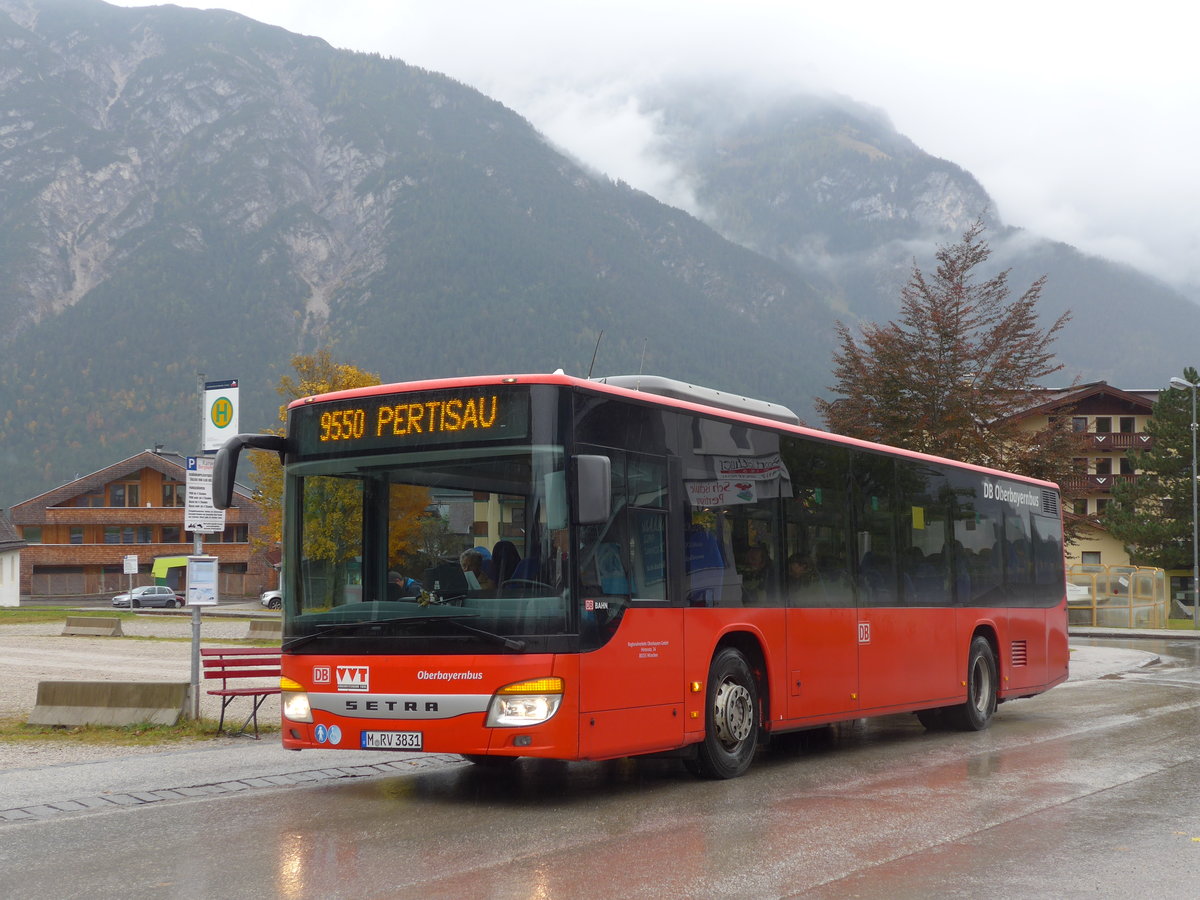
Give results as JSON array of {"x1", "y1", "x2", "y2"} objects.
[{"x1": 111, "y1": 0, "x2": 1200, "y2": 295}]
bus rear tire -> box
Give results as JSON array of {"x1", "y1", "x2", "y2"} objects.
[
  {"x1": 685, "y1": 647, "x2": 760, "y2": 779},
  {"x1": 944, "y1": 635, "x2": 998, "y2": 731}
]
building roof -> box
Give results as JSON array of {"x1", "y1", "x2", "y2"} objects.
[
  {"x1": 1002, "y1": 381, "x2": 1157, "y2": 423},
  {"x1": 0, "y1": 514, "x2": 25, "y2": 552},
  {"x1": 8, "y1": 449, "x2": 256, "y2": 523}
]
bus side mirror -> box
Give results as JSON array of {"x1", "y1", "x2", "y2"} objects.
[
  {"x1": 575, "y1": 455, "x2": 611, "y2": 525},
  {"x1": 212, "y1": 433, "x2": 288, "y2": 510}
]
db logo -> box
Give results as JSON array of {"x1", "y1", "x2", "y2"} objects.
[
  {"x1": 312, "y1": 666, "x2": 332, "y2": 684},
  {"x1": 336, "y1": 665, "x2": 370, "y2": 692},
  {"x1": 857, "y1": 622, "x2": 871, "y2": 644}
]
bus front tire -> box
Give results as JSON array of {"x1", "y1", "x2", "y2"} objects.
[
  {"x1": 685, "y1": 647, "x2": 760, "y2": 779},
  {"x1": 944, "y1": 635, "x2": 998, "y2": 731}
]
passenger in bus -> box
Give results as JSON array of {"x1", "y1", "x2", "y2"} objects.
[
  {"x1": 738, "y1": 544, "x2": 776, "y2": 605},
  {"x1": 459, "y1": 549, "x2": 496, "y2": 592},
  {"x1": 387, "y1": 570, "x2": 420, "y2": 601},
  {"x1": 786, "y1": 553, "x2": 818, "y2": 605}
]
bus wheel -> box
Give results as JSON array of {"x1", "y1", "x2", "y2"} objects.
[
  {"x1": 915, "y1": 707, "x2": 946, "y2": 730},
  {"x1": 685, "y1": 647, "x2": 760, "y2": 779},
  {"x1": 945, "y1": 636, "x2": 998, "y2": 731}
]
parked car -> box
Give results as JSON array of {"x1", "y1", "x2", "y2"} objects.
[
  {"x1": 112, "y1": 585, "x2": 183, "y2": 608},
  {"x1": 260, "y1": 589, "x2": 282, "y2": 610}
]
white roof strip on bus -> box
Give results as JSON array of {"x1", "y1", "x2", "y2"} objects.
[{"x1": 593, "y1": 375, "x2": 802, "y2": 426}]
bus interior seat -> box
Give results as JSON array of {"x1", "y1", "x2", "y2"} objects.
[{"x1": 491, "y1": 540, "x2": 521, "y2": 585}]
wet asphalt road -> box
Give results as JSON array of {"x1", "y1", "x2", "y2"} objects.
[{"x1": 1, "y1": 636, "x2": 1197, "y2": 899}]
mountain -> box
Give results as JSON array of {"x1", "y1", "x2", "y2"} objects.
[
  {"x1": 0, "y1": 0, "x2": 839, "y2": 510},
  {"x1": 641, "y1": 83, "x2": 1200, "y2": 386},
  {"x1": 2, "y1": 1, "x2": 1197, "y2": 514}
]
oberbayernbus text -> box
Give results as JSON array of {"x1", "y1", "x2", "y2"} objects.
[{"x1": 213, "y1": 372, "x2": 1068, "y2": 779}]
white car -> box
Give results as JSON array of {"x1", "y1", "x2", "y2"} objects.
[{"x1": 260, "y1": 589, "x2": 282, "y2": 610}]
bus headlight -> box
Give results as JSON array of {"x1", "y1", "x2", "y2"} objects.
[
  {"x1": 281, "y1": 677, "x2": 313, "y2": 722},
  {"x1": 486, "y1": 677, "x2": 564, "y2": 727}
]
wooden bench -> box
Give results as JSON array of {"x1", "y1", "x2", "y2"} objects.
[{"x1": 200, "y1": 647, "x2": 282, "y2": 739}]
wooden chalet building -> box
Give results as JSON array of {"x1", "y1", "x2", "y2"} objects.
[
  {"x1": 8, "y1": 449, "x2": 270, "y2": 600},
  {"x1": 1009, "y1": 382, "x2": 1158, "y2": 567}
]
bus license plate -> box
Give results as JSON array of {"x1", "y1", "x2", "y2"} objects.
[{"x1": 361, "y1": 731, "x2": 423, "y2": 750}]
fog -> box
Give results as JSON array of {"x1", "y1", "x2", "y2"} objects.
[{"x1": 110, "y1": 0, "x2": 1200, "y2": 296}]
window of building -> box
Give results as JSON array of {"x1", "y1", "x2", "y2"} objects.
[
  {"x1": 216, "y1": 524, "x2": 248, "y2": 543},
  {"x1": 109, "y1": 483, "x2": 140, "y2": 507},
  {"x1": 1094, "y1": 458, "x2": 1112, "y2": 476},
  {"x1": 76, "y1": 492, "x2": 104, "y2": 507},
  {"x1": 1095, "y1": 498, "x2": 1109, "y2": 515},
  {"x1": 1120, "y1": 457, "x2": 1135, "y2": 475},
  {"x1": 1082, "y1": 551, "x2": 1102, "y2": 565},
  {"x1": 163, "y1": 483, "x2": 185, "y2": 507},
  {"x1": 69, "y1": 526, "x2": 84, "y2": 544},
  {"x1": 1094, "y1": 417, "x2": 1112, "y2": 433},
  {"x1": 1072, "y1": 416, "x2": 1088, "y2": 432},
  {"x1": 22, "y1": 526, "x2": 42, "y2": 543},
  {"x1": 104, "y1": 526, "x2": 120, "y2": 544},
  {"x1": 1072, "y1": 499, "x2": 1088, "y2": 516},
  {"x1": 137, "y1": 526, "x2": 154, "y2": 543},
  {"x1": 1072, "y1": 458, "x2": 1088, "y2": 474},
  {"x1": 161, "y1": 526, "x2": 181, "y2": 543},
  {"x1": 1119, "y1": 417, "x2": 1135, "y2": 433}
]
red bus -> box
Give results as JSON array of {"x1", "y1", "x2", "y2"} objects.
[{"x1": 214, "y1": 373, "x2": 1068, "y2": 778}]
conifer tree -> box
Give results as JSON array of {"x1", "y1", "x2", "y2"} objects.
[
  {"x1": 817, "y1": 217, "x2": 1078, "y2": 489},
  {"x1": 1103, "y1": 368, "x2": 1200, "y2": 568}
]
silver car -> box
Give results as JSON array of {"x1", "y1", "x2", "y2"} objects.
[
  {"x1": 112, "y1": 585, "x2": 182, "y2": 609},
  {"x1": 260, "y1": 589, "x2": 282, "y2": 610}
]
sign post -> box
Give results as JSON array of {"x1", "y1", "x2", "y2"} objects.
[
  {"x1": 123, "y1": 554, "x2": 138, "y2": 609},
  {"x1": 185, "y1": 455, "x2": 226, "y2": 718},
  {"x1": 203, "y1": 379, "x2": 239, "y2": 453}
]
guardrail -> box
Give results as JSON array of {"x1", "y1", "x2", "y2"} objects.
[{"x1": 1067, "y1": 564, "x2": 1170, "y2": 628}]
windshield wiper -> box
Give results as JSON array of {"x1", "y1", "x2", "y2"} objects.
[
  {"x1": 436, "y1": 617, "x2": 526, "y2": 651},
  {"x1": 282, "y1": 613, "x2": 526, "y2": 652}
]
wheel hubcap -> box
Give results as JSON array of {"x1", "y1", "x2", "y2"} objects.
[{"x1": 713, "y1": 680, "x2": 754, "y2": 746}]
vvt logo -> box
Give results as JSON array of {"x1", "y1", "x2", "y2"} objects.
[{"x1": 336, "y1": 666, "x2": 370, "y2": 692}]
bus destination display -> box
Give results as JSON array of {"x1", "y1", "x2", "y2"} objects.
[{"x1": 293, "y1": 388, "x2": 530, "y2": 455}]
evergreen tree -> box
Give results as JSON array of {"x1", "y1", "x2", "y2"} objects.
[
  {"x1": 1103, "y1": 368, "x2": 1200, "y2": 568},
  {"x1": 817, "y1": 217, "x2": 1081, "y2": 492}
]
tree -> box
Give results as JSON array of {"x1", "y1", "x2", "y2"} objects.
[
  {"x1": 817, "y1": 217, "x2": 1079, "y2": 485},
  {"x1": 250, "y1": 350, "x2": 430, "y2": 569},
  {"x1": 1102, "y1": 368, "x2": 1199, "y2": 568}
]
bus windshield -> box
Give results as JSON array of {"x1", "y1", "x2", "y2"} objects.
[{"x1": 285, "y1": 444, "x2": 574, "y2": 653}]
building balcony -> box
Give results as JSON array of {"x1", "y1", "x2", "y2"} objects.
[
  {"x1": 1060, "y1": 474, "x2": 1139, "y2": 493},
  {"x1": 1082, "y1": 432, "x2": 1153, "y2": 451}
]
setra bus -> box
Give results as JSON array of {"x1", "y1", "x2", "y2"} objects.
[{"x1": 213, "y1": 372, "x2": 1069, "y2": 778}]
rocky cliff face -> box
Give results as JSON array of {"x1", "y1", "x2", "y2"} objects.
[{"x1": 0, "y1": 0, "x2": 403, "y2": 340}]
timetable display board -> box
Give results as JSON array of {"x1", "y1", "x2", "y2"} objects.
[{"x1": 291, "y1": 386, "x2": 531, "y2": 457}]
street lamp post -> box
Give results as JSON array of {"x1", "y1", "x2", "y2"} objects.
[{"x1": 1168, "y1": 376, "x2": 1200, "y2": 630}]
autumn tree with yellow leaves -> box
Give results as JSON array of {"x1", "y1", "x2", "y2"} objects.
[{"x1": 251, "y1": 350, "x2": 430, "y2": 571}]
